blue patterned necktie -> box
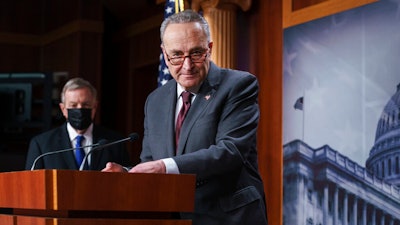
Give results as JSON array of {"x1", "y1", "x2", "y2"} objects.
[{"x1": 75, "y1": 135, "x2": 85, "y2": 166}]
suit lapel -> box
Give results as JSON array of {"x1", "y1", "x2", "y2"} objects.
[
  {"x1": 166, "y1": 83, "x2": 178, "y2": 157},
  {"x1": 59, "y1": 124, "x2": 79, "y2": 169},
  {"x1": 176, "y1": 62, "x2": 220, "y2": 155},
  {"x1": 150, "y1": 81, "x2": 177, "y2": 158}
]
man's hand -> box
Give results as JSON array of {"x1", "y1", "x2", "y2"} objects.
[
  {"x1": 129, "y1": 160, "x2": 166, "y2": 173},
  {"x1": 101, "y1": 162, "x2": 126, "y2": 172}
]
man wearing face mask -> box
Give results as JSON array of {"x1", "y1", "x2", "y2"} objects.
[{"x1": 25, "y1": 77, "x2": 131, "y2": 170}]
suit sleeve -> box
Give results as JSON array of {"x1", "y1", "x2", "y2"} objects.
[
  {"x1": 140, "y1": 96, "x2": 155, "y2": 162},
  {"x1": 25, "y1": 137, "x2": 43, "y2": 170}
]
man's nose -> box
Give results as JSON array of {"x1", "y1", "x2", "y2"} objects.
[{"x1": 182, "y1": 56, "x2": 193, "y2": 69}]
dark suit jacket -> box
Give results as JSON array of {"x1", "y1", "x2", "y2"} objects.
[
  {"x1": 25, "y1": 123, "x2": 131, "y2": 170},
  {"x1": 141, "y1": 62, "x2": 268, "y2": 225}
]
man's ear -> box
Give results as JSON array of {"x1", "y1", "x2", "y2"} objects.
[
  {"x1": 208, "y1": 42, "x2": 213, "y2": 55},
  {"x1": 59, "y1": 102, "x2": 67, "y2": 119}
]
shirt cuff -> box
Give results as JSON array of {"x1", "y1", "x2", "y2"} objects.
[
  {"x1": 122, "y1": 166, "x2": 131, "y2": 172},
  {"x1": 162, "y1": 158, "x2": 180, "y2": 174}
]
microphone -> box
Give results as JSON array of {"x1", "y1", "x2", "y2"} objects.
[
  {"x1": 30, "y1": 141, "x2": 105, "y2": 171},
  {"x1": 79, "y1": 133, "x2": 139, "y2": 171}
]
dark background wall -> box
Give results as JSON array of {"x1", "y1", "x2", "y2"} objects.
[{"x1": 0, "y1": 0, "x2": 165, "y2": 170}]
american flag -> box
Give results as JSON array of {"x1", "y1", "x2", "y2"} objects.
[
  {"x1": 158, "y1": 0, "x2": 184, "y2": 87},
  {"x1": 294, "y1": 97, "x2": 304, "y2": 110}
]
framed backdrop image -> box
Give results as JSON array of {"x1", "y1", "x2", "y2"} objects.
[{"x1": 283, "y1": 0, "x2": 400, "y2": 224}]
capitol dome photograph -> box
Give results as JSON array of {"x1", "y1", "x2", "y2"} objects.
[{"x1": 284, "y1": 0, "x2": 400, "y2": 224}]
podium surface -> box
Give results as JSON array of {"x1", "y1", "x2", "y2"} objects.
[{"x1": 0, "y1": 170, "x2": 196, "y2": 225}]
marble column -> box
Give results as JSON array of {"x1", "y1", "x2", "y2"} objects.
[
  {"x1": 372, "y1": 207, "x2": 376, "y2": 225},
  {"x1": 362, "y1": 202, "x2": 367, "y2": 225},
  {"x1": 298, "y1": 175, "x2": 305, "y2": 224},
  {"x1": 333, "y1": 186, "x2": 339, "y2": 225},
  {"x1": 343, "y1": 191, "x2": 348, "y2": 225},
  {"x1": 323, "y1": 184, "x2": 329, "y2": 225},
  {"x1": 191, "y1": 0, "x2": 251, "y2": 69},
  {"x1": 389, "y1": 216, "x2": 394, "y2": 225},
  {"x1": 352, "y1": 196, "x2": 358, "y2": 225}
]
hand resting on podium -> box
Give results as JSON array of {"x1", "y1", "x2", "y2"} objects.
[{"x1": 102, "y1": 161, "x2": 166, "y2": 173}]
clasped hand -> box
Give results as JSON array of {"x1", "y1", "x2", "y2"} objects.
[{"x1": 102, "y1": 160, "x2": 166, "y2": 173}]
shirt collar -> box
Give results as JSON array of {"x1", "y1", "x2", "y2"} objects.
[
  {"x1": 176, "y1": 83, "x2": 201, "y2": 99},
  {"x1": 67, "y1": 122, "x2": 94, "y2": 141}
]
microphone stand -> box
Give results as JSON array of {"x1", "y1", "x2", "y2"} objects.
[
  {"x1": 79, "y1": 133, "x2": 139, "y2": 171},
  {"x1": 30, "y1": 142, "x2": 102, "y2": 171}
]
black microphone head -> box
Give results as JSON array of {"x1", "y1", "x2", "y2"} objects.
[
  {"x1": 128, "y1": 133, "x2": 139, "y2": 142},
  {"x1": 98, "y1": 139, "x2": 108, "y2": 145}
]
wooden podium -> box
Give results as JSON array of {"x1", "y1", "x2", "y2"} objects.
[{"x1": 0, "y1": 170, "x2": 196, "y2": 225}]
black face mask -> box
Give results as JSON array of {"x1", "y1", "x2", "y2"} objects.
[{"x1": 67, "y1": 108, "x2": 93, "y2": 130}]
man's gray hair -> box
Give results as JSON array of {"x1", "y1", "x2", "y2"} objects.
[
  {"x1": 160, "y1": 10, "x2": 210, "y2": 43},
  {"x1": 61, "y1": 77, "x2": 97, "y2": 103}
]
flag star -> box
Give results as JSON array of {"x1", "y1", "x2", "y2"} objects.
[
  {"x1": 163, "y1": 67, "x2": 170, "y2": 75},
  {"x1": 165, "y1": 6, "x2": 173, "y2": 14},
  {"x1": 161, "y1": 79, "x2": 169, "y2": 86}
]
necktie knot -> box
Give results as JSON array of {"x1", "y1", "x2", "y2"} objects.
[
  {"x1": 76, "y1": 135, "x2": 84, "y2": 145},
  {"x1": 181, "y1": 91, "x2": 192, "y2": 104}
]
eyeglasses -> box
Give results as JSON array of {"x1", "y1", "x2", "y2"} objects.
[{"x1": 165, "y1": 50, "x2": 208, "y2": 66}]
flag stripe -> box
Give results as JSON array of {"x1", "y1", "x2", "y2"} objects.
[{"x1": 158, "y1": 0, "x2": 184, "y2": 87}]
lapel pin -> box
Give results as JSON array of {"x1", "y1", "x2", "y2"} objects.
[{"x1": 205, "y1": 95, "x2": 211, "y2": 100}]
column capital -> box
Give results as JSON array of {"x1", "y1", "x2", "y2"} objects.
[{"x1": 192, "y1": 0, "x2": 251, "y2": 12}]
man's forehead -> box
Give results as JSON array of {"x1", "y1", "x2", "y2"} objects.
[
  {"x1": 65, "y1": 88, "x2": 93, "y2": 99},
  {"x1": 163, "y1": 28, "x2": 207, "y2": 50},
  {"x1": 65, "y1": 87, "x2": 89, "y2": 94},
  {"x1": 164, "y1": 22, "x2": 204, "y2": 38}
]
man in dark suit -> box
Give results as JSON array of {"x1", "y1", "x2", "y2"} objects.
[
  {"x1": 25, "y1": 77, "x2": 130, "y2": 170},
  {"x1": 102, "y1": 10, "x2": 268, "y2": 225}
]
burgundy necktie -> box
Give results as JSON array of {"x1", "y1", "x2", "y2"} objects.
[{"x1": 175, "y1": 91, "x2": 192, "y2": 148}]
